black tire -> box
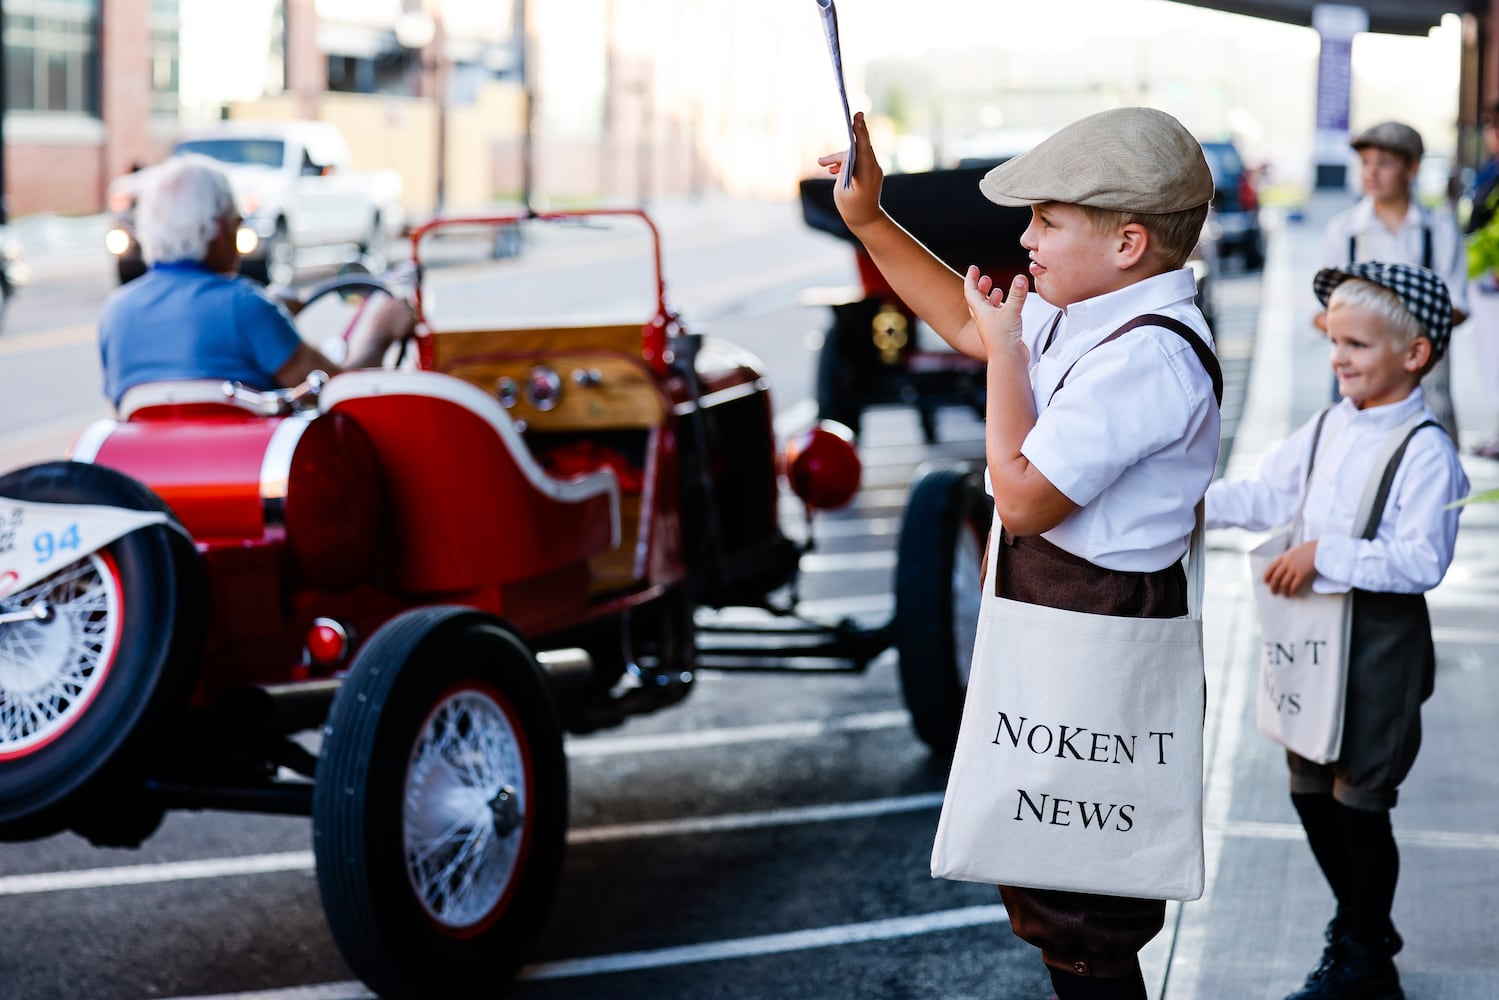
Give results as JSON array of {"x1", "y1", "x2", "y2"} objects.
[
  {"x1": 815, "y1": 326, "x2": 862, "y2": 437},
  {"x1": 1243, "y1": 230, "x2": 1265, "y2": 271},
  {"x1": 313, "y1": 607, "x2": 568, "y2": 999},
  {"x1": 0, "y1": 462, "x2": 203, "y2": 837},
  {"x1": 893, "y1": 461, "x2": 990, "y2": 755}
]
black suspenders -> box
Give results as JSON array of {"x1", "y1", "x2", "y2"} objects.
[
  {"x1": 1303, "y1": 407, "x2": 1441, "y2": 540},
  {"x1": 1045, "y1": 313, "x2": 1223, "y2": 407},
  {"x1": 1347, "y1": 222, "x2": 1432, "y2": 269}
]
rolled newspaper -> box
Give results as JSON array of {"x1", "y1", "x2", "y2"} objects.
[{"x1": 815, "y1": 0, "x2": 857, "y2": 188}]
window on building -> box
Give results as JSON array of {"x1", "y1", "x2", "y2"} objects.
[
  {"x1": 149, "y1": 0, "x2": 180, "y2": 117},
  {"x1": 3, "y1": 0, "x2": 101, "y2": 115}
]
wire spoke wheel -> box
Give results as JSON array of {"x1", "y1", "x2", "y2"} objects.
[
  {"x1": 314, "y1": 607, "x2": 567, "y2": 998},
  {"x1": 0, "y1": 553, "x2": 121, "y2": 759},
  {"x1": 403, "y1": 688, "x2": 529, "y2": 929},
  {"x1": 0, "y1": 461, "x2": 202, "y2": 839}
]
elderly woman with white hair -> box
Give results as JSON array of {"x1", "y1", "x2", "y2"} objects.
[{"x1": 98, "y1": 154, "x2": 410, "y2": 408}]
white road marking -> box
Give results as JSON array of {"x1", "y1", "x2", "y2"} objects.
[
  {"x1": 569, "y1": 791, "x2": 944, "y2": 844},
  {"x1": 518, "y1": 905, "x2": 1010, "y2": 981},
  {"x1": 0, "y1": 851, "x2": 315, "y2": 896},
  {"x1": 0, "y1": 786, "x2": 932, "y2": 898},
  {"x1": 795, "y1": 549, "x2": 896, "y2": 573},
  {"x1": 157, "y1": 905, "x2": 1012, "y2": 999},
  {"x1": 1432, "y1": 626, "x2": 1499, "y2": 645},
  {"x1": 1219, "y1": 819, "x2": 1499, "y2": 852},
  {"x1": 566, "y1": 709, "x2": 910, "y2": 757}
]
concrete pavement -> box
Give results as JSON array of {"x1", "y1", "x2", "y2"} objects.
[{"x1": 1149, "y1": 192, "x2": 1499, "y2": 1000}]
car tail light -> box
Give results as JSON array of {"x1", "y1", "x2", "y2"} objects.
[
  {"x1": 305, "y1": 618, "x2": 350, "y2": 668},
  {"x1": 1238, "y1": 172, "x2": 1258, "y2": 212},
  {"x1": 783, "y1": 420, "x2": 861, "y2": 511}
]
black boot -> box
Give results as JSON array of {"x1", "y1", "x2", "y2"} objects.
[
  {"x1": 1325, "y1": 912, "x2": 1402, "y2": 958},
  {"x1": 1283, "y1": 934, "x2": 1403, "y2": 1000}
]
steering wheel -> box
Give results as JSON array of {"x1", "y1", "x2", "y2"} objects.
[{"x1": 293, "y1": 272, "x2": 412, "y2": 368}]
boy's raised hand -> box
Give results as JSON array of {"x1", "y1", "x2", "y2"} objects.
[
  {"x1": 962, "y1": 265, "x2": 1029, "y2": 362},
  {"x1": 817, "y1": 111, "x2": 883, "y2": 229}
]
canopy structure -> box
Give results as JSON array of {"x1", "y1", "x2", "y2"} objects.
[{"x1": 1187, "y1": 0, "x2": 1481, "y2": 35}]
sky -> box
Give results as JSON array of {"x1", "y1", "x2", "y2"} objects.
[{"x1": 177, "y1": 0, "x2": 1465, "y2": 198}]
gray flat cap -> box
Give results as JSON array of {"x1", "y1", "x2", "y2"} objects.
[
  {"x1": 1350, "y1": 121, "x2": 1423, "y2": 162},
  {"x1": 978, "y1": 107, "x2": 1214, "y2": 214}
]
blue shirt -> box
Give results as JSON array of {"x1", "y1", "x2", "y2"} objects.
[{"x1": 99, "y1": 261, "x2": 304, "y2": 406}]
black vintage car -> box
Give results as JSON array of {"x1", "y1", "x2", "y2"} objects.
[{"x1": 799, "y1": 165, "x2": 1032, "y2": 442}]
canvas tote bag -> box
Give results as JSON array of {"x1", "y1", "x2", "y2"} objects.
[
  {"x1": 930, "y1": 505, "x2": 1208, "y2": 902},
  {"x1": 1248, "y1": 409, "x2": 1430, "y2": 764}
]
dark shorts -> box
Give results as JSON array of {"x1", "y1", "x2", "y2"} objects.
[
  {"x1": 994, "y1": 529, "x2": 1186, "y2": 978},
  {"x1": 1287, "y1": 590, "x2": 1434, "y2": 812}
]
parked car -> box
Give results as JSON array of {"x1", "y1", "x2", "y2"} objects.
[
  {"x1": 105, "y1": 120, "x2": 404, "y2": 286},
  {"x1": 0, "y1": 209, "x2": 987, "y2": 998},
  {"x1": 1199, "y1": 139, "x2": 1264, "y2": 270}
]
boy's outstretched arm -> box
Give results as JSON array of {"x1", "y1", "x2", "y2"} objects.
[
  {"x1": 962, "y1": 267, "x2": 1077, "y2": 535},
  {"x1": 818, "y1": 113, "x2": 986, "y2": 359}
]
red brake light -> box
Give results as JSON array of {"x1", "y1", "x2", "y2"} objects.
[
  {"x1": 306, "y1": 618, "x2": 349, "y2": 666},
  {"x1": 1238, "y1": 172, "x2": 1258, "y2": 212}
]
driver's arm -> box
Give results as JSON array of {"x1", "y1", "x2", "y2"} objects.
[
  {"x1": 341, "y1": 295, "x2": 416, "y2": 369},
  {"x1": 275, "y1": 341, "x2": 343, "y2": 387}
]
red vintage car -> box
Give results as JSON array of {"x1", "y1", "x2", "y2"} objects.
[{"x1": 0, "y1": 209, "x2": 988, "y2": 998}]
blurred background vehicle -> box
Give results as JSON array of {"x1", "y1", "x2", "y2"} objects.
[
  {"x1": 1199, "y1": 139, "x2": 1265, "y2": 270},
  {"x1": 104, "y1": 121, "x2": 403, "y2": 287}
]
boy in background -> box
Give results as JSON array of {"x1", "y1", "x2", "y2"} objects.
[
  {"x1": 1318, "y1": 122, "x2": 1468, "y2": 442},
  {"x1": 1208, "y1": 262, "x2": 1467, "y2": 1000}
]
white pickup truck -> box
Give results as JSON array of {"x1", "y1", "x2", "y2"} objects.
[{"x1": 106, "y1": 120, "x2": 404, "y2": 286}]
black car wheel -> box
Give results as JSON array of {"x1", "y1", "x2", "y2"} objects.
[
  {"x1": 0, "y1": 462, "x2": 202, "y2": 838},
  {"x1": 313, "y1": 607, "x2": 568, "y2": 999},
  {"x1": 894, "y1": 461, "x2": 990, "y2": 755}
]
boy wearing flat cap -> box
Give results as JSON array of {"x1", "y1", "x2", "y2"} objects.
[
  {"x1": 1319, "y1": 121, "x2": 1469, "y2": 442},
  {"x1": 819, "y1": 107, "x2": 1221, "y2": 1000},
  {"x1": 1208, "y1": 262, "x2": 1467, "y2": 1000}
]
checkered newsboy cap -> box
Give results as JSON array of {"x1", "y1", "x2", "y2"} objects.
[{"x1": 1313, "y1": 261, "x2": 1454, "y2": 359}]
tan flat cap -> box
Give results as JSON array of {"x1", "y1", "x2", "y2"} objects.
[
  {"x1": 979, "y1": 107, "x2": 1214, "y2": 214},
  {"x1": 1350, "y1": 121, "x2": 1423, "y2": 162}
]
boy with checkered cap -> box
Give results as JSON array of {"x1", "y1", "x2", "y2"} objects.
[
  {"x1": 820, "y1": 107, "x2": 1221, "y2": 1000},
  {"x1": 1207, "y1": 261, "x2": 1468, "y2": 1000}
]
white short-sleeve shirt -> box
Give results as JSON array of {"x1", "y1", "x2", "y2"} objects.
[
  {"x1": 1205, "y1": 388, "x2": 1468, "y2": 594},
  {"x1": 1317, "y1": 197, "x2": 1469, "y2": 314},
  {"x1": 986, "y1": 268, "x2": 1221, "y2": 572}
]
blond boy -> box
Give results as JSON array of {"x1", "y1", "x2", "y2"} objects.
[{"x1": 1207, "y1": 262, "x2": 1467, "y2": 1000}]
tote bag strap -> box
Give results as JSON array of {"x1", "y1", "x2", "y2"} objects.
[
  {"x1": 1353, "y1": 414, "x2": 1441, "y2": 540},
  {"x1": 1288, "y1": 406, "x2": 1337, "y2": 543}
]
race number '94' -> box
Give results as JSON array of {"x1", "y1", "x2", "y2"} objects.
[{"x1": 0, "y1": 499, "x2": 170, "y2": 598}]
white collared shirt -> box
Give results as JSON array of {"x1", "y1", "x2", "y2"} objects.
[
  {"x1": 1205, "y1": 388, "x2": 1468, "y2": 594},
  {"x1": 1318, "y1": 197, "x2": 1469, "y2": 314},
  {"x1": 985, "y1": 268, "x2": 1220, "y2": 572}
]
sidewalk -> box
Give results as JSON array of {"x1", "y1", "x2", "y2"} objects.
[{"x1": 1157, "y1": 192, "x2": 1499, "y2": 1000}]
